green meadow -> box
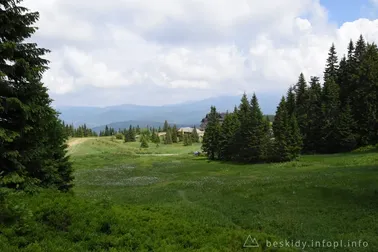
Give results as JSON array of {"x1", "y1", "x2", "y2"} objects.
[
  {"x1": 66, "y1": 137, "x2": 377, "y2": 251},
  {"x1": 2, "y1": 137, "x2": 377, "y2": 251}
]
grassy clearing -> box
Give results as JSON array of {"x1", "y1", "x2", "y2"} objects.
[{"x1": 63, "y1": 137, "x2": 378, "y2": 251}]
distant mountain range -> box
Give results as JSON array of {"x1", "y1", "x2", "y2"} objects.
[
  {"x1": 56, "y1": 93, "x2": 281, "y2": 130},
  {"x1": 91, "y1": 121, "x2": 193, "y2": 133}
]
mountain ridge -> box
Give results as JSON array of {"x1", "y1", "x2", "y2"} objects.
[{"x1": 57, "y1": 93, "x2": 280, "y2": 128}]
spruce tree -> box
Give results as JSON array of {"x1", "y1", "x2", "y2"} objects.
[
  {"x1": 320, "y1": 78, "x2": 340, "y2": 153},
  {"x1": 287, "y1": 114, "x2": 302, "y2": 159},
  {"x1": 183, "y1": 133, "x2": 188, "y2": 146},
  {"x1": 334, "y1": 101, "x2": 357, "y2": 152},
  {"x1": 233, "y1": 93, "x2": 252, "y2": 162},
  {"x1": 163, "y1": 120, "x2": 169, "y2": 132},
  {"x1": 191, "y1": 126, "x2": 199, "y2": 143},
  {"x1": 202, "y1": 106, "x2": 221, "y2": 160},
  {"x1": 140, "y1": 135, "x2": 149, "y2": 148},
  {"x1": 164, "y1": 130, "x2": 172, "y2": 144},
  {"x1": 305, "y1": 76, "x2": 323, "y2": 153},
  {"x1": 272, "y1": 97, "x2": 291, "y2": 162},
  {"x1": 324, "y1": 43, "x2": 339, "y2": 83},
  {"x1": 171, "y1": 124, "x2": 178, "y2": 143},
  {"x1": 294, "y1": 73, "x2": 309, "y2": 148},
  {"x1": 0, "y1": 0, "x2": 73, "y2": 191},
  {"x1": 286, "y1": 87, "x2": 296, "y2": 116},
  {"x1": 248, "y1": 94, "x2": 269, "y2": 162},
  {"x1": 356, "y1": 43, "x2": 378, "y2": 145}
]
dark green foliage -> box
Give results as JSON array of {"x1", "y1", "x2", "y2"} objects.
[
  {"x1": 320, "y1": 78, "x2": 341, "y2": 153},
  {"x1": 115, "y1": 133, "x2": 123, "y2": 140},
  {"x1": 0, "y1": 0, "x2": 72, "y2": 191},
  {"x1": 191, "y1": 126, "x2": 199, "y2": 143},
  {"x1": 287, "y1": 114, "x2": 302, "y2": 159},
  {"x1": 164, "y1": 130, "x2": 172, "y2": 144},
  {"x1": 324, "y1": 43, "x2": 339, "y2": 82},
  {"x1": 202, "y1": 106, "x2": 221, "y2": 160},
  {"x1": 62, "y1": 123, "x2": 97, "y2": 137},
  {"x1": 171, "y1": 124, "x2": 178, "y2": 143},
  {"x1": 294, "y1": 73, "x2": 309, "y2": 145},
  {"x1": 218, "y1": 110, "x2": 239, "y2": 161},
  {"x1": 124, "y1": 125, "x2": 136, "y2": 142},
  {"x1": 183, "y1": 133, "x2": 192, "y2": 146},
  {"x1": 272, "y1": 97, "x2": 291, "y2": 162},
  {"x1": 247, "y1": 94, "x2": 270, "y2": 162},
  {"x1": 163, "y1": 120, "x2": 169, "y2": 132},
  {"x1": 305, "y1": 76, "x2": 323, "y2": 153},
  {"x1": 140, "y1": 135, "x2": 149, "y2": 148},
  {"x1": 286, "y1": 86, "x2": 296, "y2": 116}
]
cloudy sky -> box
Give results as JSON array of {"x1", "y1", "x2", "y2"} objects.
[{"x1": 22, "y1": 0, "x2": 378, "y2": 107}]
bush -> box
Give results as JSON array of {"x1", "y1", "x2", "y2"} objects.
[{"x1": 115, "y1": 133, "x2": 123, "y2": 140}]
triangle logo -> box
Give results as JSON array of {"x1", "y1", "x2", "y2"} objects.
[{"x1": 243, "y1": 235, "x2": 259, "y2": 248}]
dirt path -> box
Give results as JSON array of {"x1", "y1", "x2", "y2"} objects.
[
  {"x1": 136, "y1": 153, "x2": 179, "y2": 156},
  {"x1": 67, "y1": 138, "x2": 89, "y2": 147}
]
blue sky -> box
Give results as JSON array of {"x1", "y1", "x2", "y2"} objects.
[
  {"x1": 23, "y1": 0, "x2": 378, "y2": 107},
  {"x1": 321, "y1": 0, "x2": 377, "y2": 24}
]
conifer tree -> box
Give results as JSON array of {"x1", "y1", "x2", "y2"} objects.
[
  {"x1": 357, "y1": 43, "x2": 378, "y2": 145},
  {"x1": 272, "y1": 97, "x2": 291, "y2": 162},
  {"x1": 305, "y1": 76, "x2": 323, "y2": 153},
  {"x1": 334, "y1": 101, "x2": 357, "y2": 152},
  {"x1": 191, "y1": 126, "x2": 199, "y2": 143},
  {"x1": 140, "y1": 135, "x2": 149, "y2": 148},
  {"x1": 0, "y1": 0, "x2": 73, "y2": 191},
  {"x1": 202, "y1": 106, "x2": 221, "y2": 160},
  {"x1": 164, "y1": 130, "x2": 173, "y2": 144},
  {"x1": 219, "y1": 110, "x2": 240, "y2": 161},
  {"x1": 287, "y1": 114, "x2": 302, "y2": 159},
  {"x1": 163, "y1": 120, "x2": 169, "y2": 132},
  {"x1": 233, "y1": 93, "x2": 252, "y2": 162},
  {"x1": 294, "y1": 73, "x2": 310, "y2": 145},
  {"x1": 320, "y1": 78, "x2": 340, "y2": 153},
  {"x1": 127, "y1": 125, "x2": 136, "y2": 142},
  {"x1": 171, "y1": 124, "x2": 178, "y2": 143},
  {"x1": 286, "y1": 87, "x2": 296, "y2": 116},
  {"x1": 248, "y1": 94, "x2": 269, "y2": 162},
  {"x1": 324, "y1": 43, "x2": 339, "y2": 83}
]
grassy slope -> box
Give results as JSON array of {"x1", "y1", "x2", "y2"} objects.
[{"x1": 65, "y1": 137, "x2": 378, "y2": 251}]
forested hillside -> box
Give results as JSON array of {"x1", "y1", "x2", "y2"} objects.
[{"x1": 202, "y1": 37, "x2": 378, "y2": 162}]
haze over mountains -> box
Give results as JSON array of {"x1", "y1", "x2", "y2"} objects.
[{"x1": 57, "y1": 93, "x2": 280, "y2": 129}]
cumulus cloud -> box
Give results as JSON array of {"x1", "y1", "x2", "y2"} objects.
[{"x1": 21, "y1": 0, "x2": 378, "y2": 106}]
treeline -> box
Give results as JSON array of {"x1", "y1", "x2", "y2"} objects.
[
  {"x1": 137, "y1": 120, "x2": 200, "y2": 148},
  {"x1": 202, "y1": 35, "x2": 378, "y2": 162},
  {"x1": 63, "y1": 122, "x2": 98, "y2": 137}
]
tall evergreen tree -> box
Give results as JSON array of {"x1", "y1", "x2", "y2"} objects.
[
  {"x1": 202, "y1": 106, "x2": 221, "y2": 160},
  {"x1": 294, "y1": 73, "x2": 309, "y2": 147},
  {"x1": 164, "y1": 130, "x2": 173, "y2": 144},
  {"x1": 171, "y1": 124, "x2": 178, "y2": 143},
  {"x1": 233, "y1": 93, "x2": 252, "y2": 162},
  {"x1": 163, "y1": 120, "x2": 169, "y2": 132},
  {"x1": 287, "y1": 114, "x2": 302, "y2": 159},
  {"x1": 272, "y1": 97, "x2": 291, "y2": 162},
  {"x1": 334, "y1": 101, "x2": 357, "y2": 152},
  {"x1": 191, "y1": 126, "x2": 199, "y2": 143},
  {"x1": 218, "y1": 111, "x2": 239, "y2": 161},
  {"x1": 324, "y1": 43, "x2": 339, "y2": 83},
  {"x1": 286, "y1": 87, "x2": 296, "y2": 116},
  {"x1": 305, "y1": 76, "x2": 323, "y2": 153},
  {"x1": 248, "y1": 94, "x2": 269, "y2": 162},
  {"x1": 320, "y1": 78, "x2": 340, "y2": 153},
  {"x1": 0, "y1": 0, "x2": 73, "y2": 191}
]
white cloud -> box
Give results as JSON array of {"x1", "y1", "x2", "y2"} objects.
[{"x1": 20, "y1": 0, "x2": 378, "y2": 106}]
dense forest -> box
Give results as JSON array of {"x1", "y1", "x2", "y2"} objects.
[{"x1": 202, "y1": 36, "x2": 378, "y2": 162}]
